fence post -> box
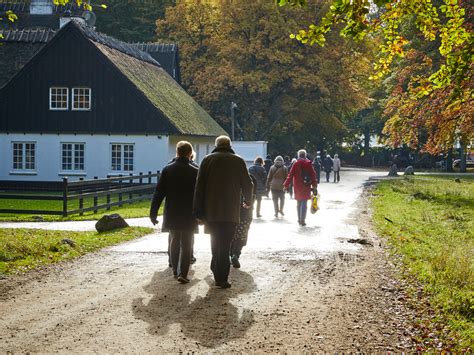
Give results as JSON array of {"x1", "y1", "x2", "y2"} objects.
[
  {"x1": 62, "y1": 177, "x2": 68, "y2": 217},
  {"x1": 129, "y1": 173, "x2": 133, "y2": 204},
  {"x1": 93, "y1": 176, "x2": 98, "y2": 213},
  {"x1": 157, "y1": 170, "x2": 160, "y2": 183},
  {"x1": 139, "y1": 172, "x2": 143, "y2": 198},
  {"x1": 118, "y1": 174, "x2": 123, "y2": 207},
  {"x1": 148, "y1": 171, "x2": 152, "y2": 184},
  {"x1": 79, "y1": 177, "x2": 84, "y2": 216},
  {"x1": 106, "y1": 176, "x2": 111, "y2": 211}
]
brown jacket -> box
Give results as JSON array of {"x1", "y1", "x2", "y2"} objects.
[
  {"x1": 266, "y1": 163, "x2": 288, "y2": 191},
  {"x1": 193, "y1": 147, "x2": 253, "y2": 224}
]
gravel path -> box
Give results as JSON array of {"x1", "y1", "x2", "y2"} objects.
[{"x1": 0, "y1": 168, "x2": 417, "y2": 352}]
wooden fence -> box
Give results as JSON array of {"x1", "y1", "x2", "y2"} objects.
[{"x1": 0, "y1": 171, "x2": 160, "y2": 217}]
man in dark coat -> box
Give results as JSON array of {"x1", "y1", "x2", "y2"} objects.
[
  {"x1": 323, "y1": 154, "x2": 333, "y2": 182},
  {"x1": 193, "y1": 135, "x2": 253, "y2": 289},
  {"x1": 312, "y1": 154, "x2": 322, "y2": 184},
  {"x1": 264, "y1": 154, "x2": 273, "y2": 174},
  {"x1": 248, "y1": 156, "x2": 267, "y2": 217},
  {"x1": 150, "y1": 141, "x2": 198, "y2": 284}
]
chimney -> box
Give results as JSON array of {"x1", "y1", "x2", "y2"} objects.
[{"x1": 30, "y1": 0, "x2": 53, "y2": 15}]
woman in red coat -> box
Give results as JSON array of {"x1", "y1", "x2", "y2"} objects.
[{"x1": 284, "y1": 149, "x2": 318, "y2": 226}]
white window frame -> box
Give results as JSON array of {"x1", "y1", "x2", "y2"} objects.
[
  {"x1": 110, "y1": 143, "x2": 134, "y2": 172},
  {"x1": 72, "y1": 87, "x2": 92, "y2": 111},
  {"x1": 11, "y1": 141, "x2": 36, "y2": 171},
  {"x1": 60, "y1": 142, "x2": 85, "y2": 172},
  {"x1": 49, "y1": 87, "x2": 69, "y2": 110}
]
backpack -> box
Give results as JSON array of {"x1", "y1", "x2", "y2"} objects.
[{"x1": 299, "y1": 164, "x2": 312, "y2": 186}]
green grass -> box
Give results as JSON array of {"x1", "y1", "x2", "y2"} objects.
[
  {"x1": 0, "y1": 227, "x2": 153, "y2": 275},
  {"x1": 0, "y1": 192, "x2": 162, "y2": 221},
  {"x1": 371, "y1": 175, "x2": 474, "y2": 350}
]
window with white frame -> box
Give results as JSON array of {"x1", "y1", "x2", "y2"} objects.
[
  {"x1": 72, "y1": 88, "x2": 91, "y2": 110},
  {"x1": 61, "y1": 143, "x2": 85, "y2": 171},
  {"x1": 12, "y1": 142, "x2": 36, "y2": 170},
  {"x1": 49, "y1": 87, "x2": 68, "y2": 110},
  {"x1": 111, "y1": 144, "x2": 134, "y2": 171}
]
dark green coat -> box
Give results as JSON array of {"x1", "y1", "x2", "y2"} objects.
[{"x1": 193, "y1": 147, "x2": 254, "y2": 224}]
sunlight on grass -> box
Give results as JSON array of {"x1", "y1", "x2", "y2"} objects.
[{"x1": 372, "y1": 176, "x2": 473, "y2": 350}]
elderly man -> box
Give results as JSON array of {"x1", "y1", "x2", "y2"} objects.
[
  {"x1": 150, "y1": 141, "x2": 198, "y2": 284},
  {"x1": 193, "y1": 135, "x2": 253, "y2": 289}
]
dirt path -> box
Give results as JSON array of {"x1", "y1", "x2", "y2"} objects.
[{"x1": 0, "y1": 169, "x2": 416, "y2": 352}]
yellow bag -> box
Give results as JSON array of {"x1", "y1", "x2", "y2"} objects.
[{"x1": 310, "y1": 194, "x2": 320, "y2": 214}]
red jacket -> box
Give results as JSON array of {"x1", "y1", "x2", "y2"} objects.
[{"x1": 284, "y1": 158, "x2": 317, "y2": 200}]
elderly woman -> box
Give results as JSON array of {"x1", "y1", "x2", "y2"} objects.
[{"x1": 266, "y1": 156, "x2": 288, "y2": 217}]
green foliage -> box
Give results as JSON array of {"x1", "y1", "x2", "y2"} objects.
[
  {"x1": 372, "y1": 176, "x2": 474, "y2": 350},
  {"x1": 0, "y1": 227, "x2": 152, "y2": 274},
  {"x1": 95, "y1": 0, "x2": 175, "y2": 42}
]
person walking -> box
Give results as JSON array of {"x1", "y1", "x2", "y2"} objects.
[
  {"x1": 333, "y1": 153, "x2": 341, "y2": 182},
  {"x1": 266, "y1": 155, "x2": 288, "y2": 217},
  {"x1": 150, "y1": 141, "x2": 198, "y2": 284},
  {"x1": 193, "y1": 135, "x2": 253, "y2": 289},
  {"x1": 264, "y1": 154, "x2": 273, "y2": 175},
  {"x1": 288, "y1": 158, "x2": 297, "y2": 199},
  {"x1": 248, "y1": 156, "x2": 267, "y2": 217},
  {"x1": 312, "y1": 154, "x2": 322, "y2": 184},
  {"x1": 284, "y1": 149, "x2": 317, "y2": 226},
  {"x1": 230, "y1": 175, "x2": 257, "y2": 269},
  {"x1": 323, "y1": 154, "x2": 333, "y2": 182}
]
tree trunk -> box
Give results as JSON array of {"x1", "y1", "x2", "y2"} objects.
[
  {"x1": 363, "y1": 128, "x2": 370, "y2": 167},
  {"x1": 460, "y1": 141, "x2": 467, "y2": 173},
  {"x1": 446, "y1": 148, "x2": 454, "y2": 172}
]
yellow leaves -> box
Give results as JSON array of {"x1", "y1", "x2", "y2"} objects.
[
  {"x1": 100, "y1": 4, "x2": 108, "y2": 9},
  {"x1": 6, "y1": 10, "x2": 18, "y2": 22}
]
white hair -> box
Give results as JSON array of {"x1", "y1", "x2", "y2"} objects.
[{"x1": 297, "y1": 149, "x2": 307, "y2": 158}]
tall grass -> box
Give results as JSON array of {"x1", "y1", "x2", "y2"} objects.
[{"x1": 372, "y1": 176, "x2": 473, "y2": 350}]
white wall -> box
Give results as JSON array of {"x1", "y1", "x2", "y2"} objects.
[
  {"x1": 167, "y1": 135, "x2": 217, "y2": 165},
  {"x1": 232, "y1": 141, "x2": 268, "y2": 166},
  {"x1": 0, "y1": 133, "x2": 171, "y2": 181}
]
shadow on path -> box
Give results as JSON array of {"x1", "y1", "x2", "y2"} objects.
[{"x1": 132, "y1": 268, "x2": 256, "y2": 348}]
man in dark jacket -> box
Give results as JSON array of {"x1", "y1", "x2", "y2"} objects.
[
  {"x1": 312, "y1": 154, "x2": 322, "y2": 184},
  {"x1": 248, "y1": 156, "x2": 267, "y2": 217},
  {"x1": 323, "y1": 154, "x2": 333, "y2": 182},
  {"x1": 264, "y1": 154, "x2": 273, "y2": 174},
  {"x1": 193, "y1": 136, "x2": 253, "y2": 289},
  {"x1": 150, "y1": 141, "x2": 198, "y2": 284}
]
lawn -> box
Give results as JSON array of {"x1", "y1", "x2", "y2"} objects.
[
  {"x1": 371, "y1": 175, "x2": 473, "y2": 350},
  {"x1": 0, "y1": 227, "x2": 153, "y2": 275},
  {"x1": 0, "y1": 192, "x2": 162, "y2": 221}
]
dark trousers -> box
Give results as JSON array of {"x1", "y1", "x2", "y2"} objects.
[
  {"x1": 325, "y1": 171, "x2": 331, "y2": 182},
  {"x1": 209, "y1": 222, "x2": 236, "y2": 283},
  {"x1": 297, "y1": 200, "x2": 308, "y2": 223},
  {"x1": 255, "y1": 195, "x2": 262, "y2": 216},
  {"x1": 169, "y1": 230, "x2": 193, "y2": 278},
  {"x1": 334, "y1": 170, "x2": 340, "y2": 182},
  {"x1": 271, "y1": 189, "x2": 285, "y2": 214},
  {"x1": 168, "y1": 234, "x2": 194, "y2": 265}
]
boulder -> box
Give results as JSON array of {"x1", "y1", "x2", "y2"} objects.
[
  {"x1": 404, "y1": 165, "x2": 415, "y2": 175},
  {"x1": 95, "y1": 214, "x2": 129, "y2": 232},
  {"x1": 388, "y1": 163, "x2": 398, "y2": 176}
]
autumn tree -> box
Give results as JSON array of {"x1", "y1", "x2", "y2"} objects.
[
  {"x1": 157, "y1": 0, "x2": 373, "y2": 155},
  {"x1": 278, "y1": 0, "x2": 473, "y2": 162}
]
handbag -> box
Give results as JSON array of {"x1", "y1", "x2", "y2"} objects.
[{"x1": 310, "y1": 194, "x2": 320, "y2": 214}]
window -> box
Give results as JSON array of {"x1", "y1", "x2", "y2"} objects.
[
  {"x1": 12, "y1": 142, "x2": 36, "y2": 170},
  {"x1": 49, "y1": 87, "x2": 68, "y2": 110},
  {"x1": 111, "y1": 144, "x2": 134, "y2": 171},
  {"x1": 72, "y1": 88, "x2": 91, "y2": 110},
  {"x1": 61, "y1": 143, "x2": 85, "y2": 171}
]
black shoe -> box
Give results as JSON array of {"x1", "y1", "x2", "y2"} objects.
[
  {"x1": 279, "y1": 210, "x2": 285, "y2": 216},
  {"x1": 173, "y1": 274, "x2": 178, "y2": 279},
  {"x1": 215, "y1": 281, "x2": 231, "y2": 289},
  {"x1": 274, "y1": 213, "x2": 278, "y2": 218},
  {"x1": 190, "y1": 256, "x2": 196, "y2": 264},
  {"x1": 301, "y1": 221, "x2": 306, "y2": 226},
  {"x1": 231, "y1": 256, "x2": 241, "y2": 268},
  {"x1": 177, "y1": 276, "x2": 190, "y2": 284}
]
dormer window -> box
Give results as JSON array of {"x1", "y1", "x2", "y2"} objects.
[
  {"x1": 72, "y1": 87, "x2": 91, "y2": 110},
  {"x1": 49, "y1": 87, "x2": 68, "y2": 110}
]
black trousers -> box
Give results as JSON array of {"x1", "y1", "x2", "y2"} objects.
[
  {"x1": 334, "y1": 170, "x2": 340, "y2": 182},
  {"x1": 168, "y1": 234, "x2": 194, "y2": 264},
  {"x1": 169, "y1": 230, "x2": 193, "y2": 278},
  {"x1": 325, "y1": 171, "x2": 331, "y2": 182},
  {"x1": 208, "y1": 222, "x2": 237, "y2": 283}
]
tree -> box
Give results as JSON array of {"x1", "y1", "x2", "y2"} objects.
[
  {"x1": 278, "y1": 0, "x2": 473, "y2": 158},
  {"x1": 157, "y1": 0, "x2": 373, "y2": 155}
]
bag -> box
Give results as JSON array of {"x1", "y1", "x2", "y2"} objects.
[
  {"x1": 299, "y1": 164, "x2": 312, "y2": 186},
  {"x1": 310, "y1": 194, "x2": 320, "y2": 214}
]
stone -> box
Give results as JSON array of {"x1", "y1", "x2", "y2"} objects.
[
  {"x1": 32, "y1": 216, "x2": 45, "y2": 222},
  {"x1": 388, "y1": 164, "x2": 398, "y2": 176},
  {"x1": 95, "y1": 214, "x2": 129, "y2": 232},
  {"x1": 404, "y1": 166, "x2": 415, "y2": 175}
]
